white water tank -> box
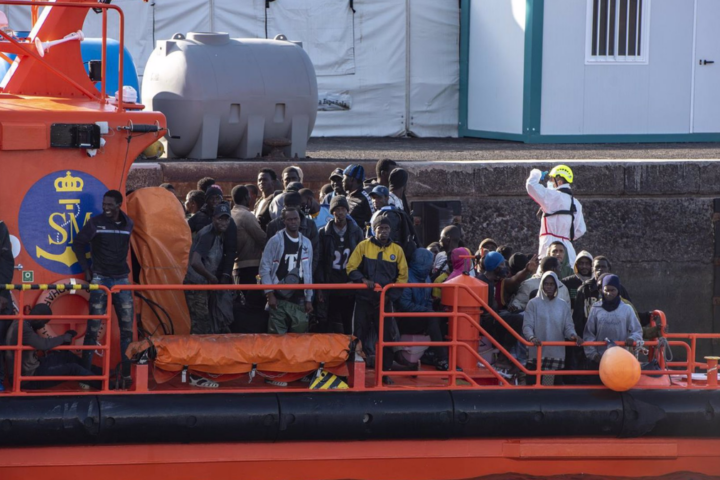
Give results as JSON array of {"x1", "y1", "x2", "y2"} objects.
[{"x1": 142, "y1": 32, "x2": 318, "y2": 160}]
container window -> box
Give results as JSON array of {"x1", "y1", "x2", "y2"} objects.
[{"x1": 587, "y1": 0, "x2": 650, "y2": 64}]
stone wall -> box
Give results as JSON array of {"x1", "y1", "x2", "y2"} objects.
[{"x1": 128, "y1": 159, "x2": 719, "y2": 356}]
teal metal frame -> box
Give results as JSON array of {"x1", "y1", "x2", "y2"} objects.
[{"x1": 458, "y1": 0, "x2": 720, "y2": 144}]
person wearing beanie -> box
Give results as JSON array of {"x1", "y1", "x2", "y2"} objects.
[
  {"x1": 478, "y1": 238, "x2": 498, "y2": 258},
  {"x1": 343, "y1": 164, "x2": 375, "y2": 229},
  {"x1": 388, "y1": 167, "x2": 410, "y2": 212},
  {"x1": 347, "y1": 213, "x2": 408, "y2": 383},
  {"x1": 573, "y1": 256, "x2": 632, "y2": 338},
  {"x1": 316, "y1": 195, "x2": 365, "y2": 335},
  {"x1": 322, "y1": 168, "x2": 347, "y2": 204},
  {"x1": 583, "y1": 273, "x2": 642, "y2": 367},
  {"x1": 561, "y1": 250, "x2": 593, "y2": 313}
]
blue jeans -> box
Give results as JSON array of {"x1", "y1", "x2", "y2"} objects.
[{"x1": 84, "y1": 275, "x2": 133, "y2": 375}]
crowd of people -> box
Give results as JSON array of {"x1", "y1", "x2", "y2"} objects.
[
  {"x1": 163, "y1": 161, "x2": 651, "y2": 387},
  {"x1": 0, "y1": 160, "x2": 655, "y2": 390}
]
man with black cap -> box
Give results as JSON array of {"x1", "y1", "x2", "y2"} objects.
[
  {"x1": 343, "y1": 164, "x2": 375, "y2": 230},
  {"x1": 322, "y1": 168, "x2": 346, "y2": 204},
  {"x1": 317, "y1": 195, "x2": 365, "y2": 334},
  {"x1": 347, "y1": 215, "x2": 408, "y2": 381},
  {"x1": 5, "y1": 304, "x2": 104, "y2": 390},
  {"x1": 184, "y1": 203, "x2": 233, "y2": 343},
  {"x1": 388, "y1": 167, "x2": 410, "y2": 212}
]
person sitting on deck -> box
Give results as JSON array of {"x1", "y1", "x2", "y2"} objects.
[
  {"x1": 5, "y1": 304, "x2": 102, "y2": 390},
  {"x1": 582, "y1": 274, "x2": 643, "y2": 384},
  {"x1": 522, "y1": 271, "x2": 581, "y2": 386}
]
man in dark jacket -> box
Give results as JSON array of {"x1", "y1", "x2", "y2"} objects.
[
  {"x1": 0, "y1": 221, "x2": 13, "y2": 391},
  {"x1": 317, "y1": 196, "x2": 364, "y2": 334},
  {"x1": 72, "y1": 190, "x2": 134, "y2": 382}
]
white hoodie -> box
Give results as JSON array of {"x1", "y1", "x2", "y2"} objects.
[{"x1": 522, "y1": 271, "x2": 577, "y2": 362}]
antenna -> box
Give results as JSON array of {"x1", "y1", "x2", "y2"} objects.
[{"x1": 34, "y1": 30, "x2": 84, "y2": 58}]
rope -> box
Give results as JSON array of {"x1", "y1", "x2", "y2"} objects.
[{"x1": 658, "y1": 336, "x2": 673, "y2": 362}]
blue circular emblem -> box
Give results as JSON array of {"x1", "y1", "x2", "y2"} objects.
[
  {"x1": 19, "y1": 170, "x2": 108, "y2": 275},
  {"x1": 390, "y1": 254, "x2": 396, "y2": 261}
]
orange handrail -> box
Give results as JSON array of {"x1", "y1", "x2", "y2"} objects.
[
  {"x1": 0, "y1": 284, "x2": 113, "y2": 393},
  {"x1": 1, "y1": 281, "x2": 718, "y2": 395},
  {"x1": 0, "y1": 0, "x2": 125, "y2": 107}
]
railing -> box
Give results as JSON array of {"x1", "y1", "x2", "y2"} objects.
[
  {"x1": 377, "y1": 282, "x2": 720, "y2": 390},
  {"x1": 0, "y1": 281, "x2": 718, "y2": 395},
  {"x1": 0, "y1": 0, "x2": 126, "y2": 107},
  {"x1": 0, "y1": 283, "x2": 113, "y2": 393}
]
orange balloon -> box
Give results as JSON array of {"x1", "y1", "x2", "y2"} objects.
[{"x1": 599, "y1": 346, "x2": 641, "y2": 391}]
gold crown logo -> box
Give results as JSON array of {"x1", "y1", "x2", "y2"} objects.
[{"x1": 54, "y1": 171, "x2": 83, "y2": 193}]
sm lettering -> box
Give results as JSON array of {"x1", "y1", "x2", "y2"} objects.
[{"x1": 48, "y1": 211, "x2": 92, "y2": 245}]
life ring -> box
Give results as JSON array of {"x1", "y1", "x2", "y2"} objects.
[{"x1": 33, "y1": 278, "x2": 106, "y2": 358}]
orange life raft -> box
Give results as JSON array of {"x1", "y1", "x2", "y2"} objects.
[{"x1": 127, "y1": 333, "x2": 353, "y2": 376}]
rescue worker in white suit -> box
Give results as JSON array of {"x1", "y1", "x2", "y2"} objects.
[{"x1": 526, "y1": 165, "x2": 586, "y2": 267}]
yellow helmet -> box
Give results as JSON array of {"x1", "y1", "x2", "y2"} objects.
[
  {"x1": 142, "y1": 141, "x2": 165, "y2": 160},
  {"x1": 549, "y1": 164, "x2": 573, "y2": 184}
]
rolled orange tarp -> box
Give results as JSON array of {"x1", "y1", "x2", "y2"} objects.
[
  {"x1": 127, "y1": 187, "x2": 192, "y2": 335},
  {"x1": 127, "y1": 333, "x2": 353, "y2": 375}
]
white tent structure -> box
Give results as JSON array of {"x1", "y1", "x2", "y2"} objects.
[{"x1": 3, "y1": 0, "x2": 461, "y2": 137}]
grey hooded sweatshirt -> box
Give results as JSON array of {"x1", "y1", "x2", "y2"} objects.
[{"x1": 522, "y1": 271, "x2": 577, "y2": 362}]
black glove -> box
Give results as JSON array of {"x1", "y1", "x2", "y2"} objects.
[
  {"x1": 530, "y1": 337, "x2": 541, "y2": 346},
  {"x1": 62, "y1": 333, "x2": 74, "y2": 344},
  {"x1": 570, "y1": 335, "x2": 583, "y2": 346},
  {"x1": 625, "y1": 338, "x2": 635, "y2": 347}
]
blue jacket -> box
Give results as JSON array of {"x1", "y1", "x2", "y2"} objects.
[{"x1": 398, "y1": 248, "x2": 433, "y2": 313}]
